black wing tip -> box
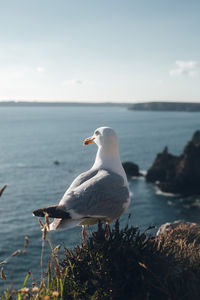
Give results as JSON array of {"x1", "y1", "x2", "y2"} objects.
[
  {"x1": 32, "y1": 209, "x2": 45, "y2": 217},
  {"x1": 32, "y1": 206, "x2": 71, "y2": 219}
]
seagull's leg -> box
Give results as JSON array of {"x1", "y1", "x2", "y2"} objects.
[
  {"x1": 105, "y1": 223, "x2": 110, "y2": 240},
  {"x1": 82, "y1": 225, "x2": 87, "y2": 246}
]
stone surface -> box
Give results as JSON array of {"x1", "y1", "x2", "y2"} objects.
[
  {"x1": 156, "y1": 220, "x2": 198, "y2": 236},
  {"x1": 122, "y1": 161, "x2": 140, "y2": 177},
  {"x1": 146, "y1": 131, "x2": 200, "y2": 195}
]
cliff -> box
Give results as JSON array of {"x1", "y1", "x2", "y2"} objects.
[
  {"x1": 129, "y1": 102, "x2": 200, "y2": 112},
  {"x1": 146, "y1": 131, "x2": 200, "y2": 195},
  {"x1": 2, "y1": 221, "x2": 200, "y2": 300}
]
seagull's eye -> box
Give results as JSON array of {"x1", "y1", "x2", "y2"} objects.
[{"x1": 95, "y1": 130, "x2": 100, "y2": 136}]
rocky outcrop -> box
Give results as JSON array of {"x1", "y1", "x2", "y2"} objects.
[
  {"x1": 128, "y1": 102, "x2": 200, "y2": 112},
  {"x1": 146, "y1": 131, "x2": 200, "y2": 195},
  {"x1": 122, "y1": 162, "x2": 140, "y2": 177},
  {"x1": 156, "y1": 220, "x2": 198, "y2": 236}
]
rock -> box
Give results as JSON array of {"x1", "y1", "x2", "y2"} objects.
[
  {"x1": 156, "y1": 220, "x2": 198, "y2": 236},
  {"x1": 128, "y1": 101, "x2": 200, "y2": 112},
  {"x1": 146, "y1": 130, "x2": 200, "y2": 195},
  {"x1": 122, "y1": 162, "x2": 140, "y2": 177},
  {"x1": 156, "y1": 220, "x2": 200, "y2": 299},
  {"x1": 192, "y1": 130, "x2": 200, "y2": 146},
  {"x1": 146, "y1": 146, "x2": 179, "y2": 183}
]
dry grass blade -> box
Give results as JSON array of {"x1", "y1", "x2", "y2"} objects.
[
  {"x1": 41, "y1": 225, "x2": 47, "y2": 279},
  {"x1": 44, "y1": 212, "x2": 50, "y2": 231},
  {"x1": 23, "y1": 236, "x2": 29, "y2": 255},
  {"x1": 138, "y1": 261, "x2": 148, "y2": 269},
  {"x1": 53, "y1": 245, "x2": 61, "y2": 254},
  {"x1": 24, "y1": 236, "x2": 29, "y2": 248},
  {"x1": 1, "y1": 267, "x2": 6, "y2": 280},
  {"x1": 43, "y1": 225, "x2": 47, "y2": 241},
  {"x1": 0, "y1": 184, "x2": 7, "y2": 197},
  {"x1": 0, "y1": 248, "x2": 22, "y2": 267},
  {"x1": 47, "y1": 237, "x2": 61, "y2": 277},
  {"x1": 38, "y1": 218, "x2": 45, "y2": 229},
  {"x1": 37, "y1": 278, "x2": 46, "y2": 296},
  {"x1": 11, "y1": 250, "x2": 21, "y2": 257}
]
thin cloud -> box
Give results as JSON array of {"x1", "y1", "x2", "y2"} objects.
[
  {"x1": 36, "y1": 67, "x2": 45, "y2": 73},
  {"x1": 61, "y1": 79, "x2": 84, "y2": 86},
  {"x1": 169, "y1": 60, "x2": 198, "y2": 77}
]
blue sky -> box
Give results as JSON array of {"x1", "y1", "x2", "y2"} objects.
[{"x1": 0, "y1": 0, "x2": 199, "y2": 102}]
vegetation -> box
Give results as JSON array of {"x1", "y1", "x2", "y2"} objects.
[
  {"x1": 1, "y1": 217, "x2": 200, "y2": 300},
  {"x1": 0, "y1": 185, "x2": 7, "y2": 197}
]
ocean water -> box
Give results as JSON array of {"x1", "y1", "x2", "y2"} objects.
[{"x1": 0, "y1": 105, "x2": 200, "y2": 290}]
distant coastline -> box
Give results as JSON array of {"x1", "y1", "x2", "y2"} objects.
[
  {"x1": 1, "y1": 101, "x2": 200, "y2": 111},
  {"x1": 0, "y1": 101, "x2": 130, "y2": 107},
  {"x1": 128, "y1": 101, "x2": 200, "y2": 112}
]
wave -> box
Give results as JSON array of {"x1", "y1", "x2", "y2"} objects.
[
  {"x1": 16, "y1": 163, "x2": 27, "y2": 168},
  {"x1": 140, "y1": 170, "x2": 147, "y2": 176},
  {"x1": 155, "y1": 187, "x2": 180, "y2": 197},
  {"x1": 129, "y1": 170, "x2": 146, "y2": 180},
  {"x1": 130, "y1": 176, "x2": 145, "y2": 180}
]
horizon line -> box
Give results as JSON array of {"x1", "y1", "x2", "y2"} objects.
[{"x1": 0, "y1": 99, "x2": 200, "y2": 104}]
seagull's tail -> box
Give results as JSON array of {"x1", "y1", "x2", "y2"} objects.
[
  {"x1": 32, "y1": 205, "x2": 71, "y2": 219},
  {"x1": 50, "y1": 219, "x2": 80, "y2": 230}
]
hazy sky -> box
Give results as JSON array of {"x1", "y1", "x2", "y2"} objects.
[{"x1": 0, "y1": 0, "x2": 199, "y2": 102}]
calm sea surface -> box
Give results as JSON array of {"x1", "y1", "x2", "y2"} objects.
[{"x1": 0, "y1": 105, "x2": 200, "y2": 289}]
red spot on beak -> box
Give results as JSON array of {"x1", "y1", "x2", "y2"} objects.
[{"x1": 83, "y1": 137, "x2": 95, "y2": 145}]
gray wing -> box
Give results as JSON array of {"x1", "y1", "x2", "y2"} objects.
[
  {"x1": 60, "y1": 169, "x2": 130, "y2": 220},
  {"x1": 67, "y1": 169, "x2": 98, "y2": 191}
]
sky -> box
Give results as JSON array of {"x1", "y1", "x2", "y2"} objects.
[{"x1": 0, "y1": 0, "x2": 199, "y2": 103}]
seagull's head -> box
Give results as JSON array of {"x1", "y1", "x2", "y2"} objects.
[{"x1": 83, "y1": 127, "x2": 119, "y2": 152}]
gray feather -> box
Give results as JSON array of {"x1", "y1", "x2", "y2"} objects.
[
  {"x1": 67, "y1": 169, "x2": 98, "y2": 191},
  {"x1": 60, "y1": 169, "x2": 129, "y2": 220}
]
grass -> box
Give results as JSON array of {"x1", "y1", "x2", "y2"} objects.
[
  {"x1": 0, "y1": 185, "x2": 7, "y2": 197},
  {"x1": 1, "y1": 218, "x2": 200, "y2": 300},
  {"x1": 156, "y1": 222, "x2": 200, "y2": 275}
]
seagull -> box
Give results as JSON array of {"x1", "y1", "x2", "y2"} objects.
[{"x1": 33, "y1": 127, "x2": 130, "y2": 243}]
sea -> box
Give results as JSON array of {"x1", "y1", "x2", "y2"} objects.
[{"x1": 0, "y1": 105, "x2": 200, "y2": 290}]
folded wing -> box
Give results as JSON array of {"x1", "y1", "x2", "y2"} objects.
[{"x1": 60, "y1": 169, "x2": 130, "y2": 221}]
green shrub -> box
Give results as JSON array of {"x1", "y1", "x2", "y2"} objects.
[{"x1": 1, "y1": 221, "x2": 200, "y2": 300}]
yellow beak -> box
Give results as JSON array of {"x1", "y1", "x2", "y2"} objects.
[{"x1": 83, "y1": 137, "x2": 95, "y2": 145}]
